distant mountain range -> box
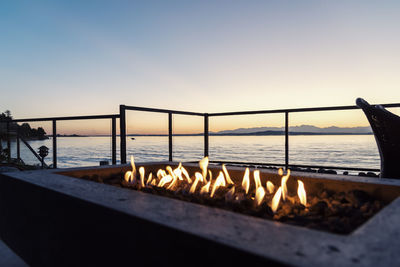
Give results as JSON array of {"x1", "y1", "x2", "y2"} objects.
[
  {"x1": 214, "y1": 125, "x2": 372, "y2": 135},
  {"x1": 127, "y1": 125, "x2": 373, "y2": 136}
]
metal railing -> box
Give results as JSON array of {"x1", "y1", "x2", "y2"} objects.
[
  {"x1": 119, "y1": 105, "x2": 204, "y2": 164},
  {"x1": 1, "y1": 114, "x2": 119, "y2": 168},
  {"x1": 2, "y1": 102, "x2": 400, "y2": 172},
  {"x1": 120, "y1": 103, "x2": 400, "y2": 172}
]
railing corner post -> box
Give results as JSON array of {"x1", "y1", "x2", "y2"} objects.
[
  {"x1": 52, "y1": 119, "x2": 57, "y2": 168},
  {"x1": 120, "y1": 105, "x2": 127, "y2": 164},
  {"x1": 204, "y1": 113, "x2": 209, "y2": 158},
  {"x1": 111, "y1": 117, "x2": 117, "y2": 165},
  {"x1": 285, "y1": 112, "x2": 289, "y2": 170},
  {"x1": 168, "y1": 112, "x2": 173, "y2": 162}
]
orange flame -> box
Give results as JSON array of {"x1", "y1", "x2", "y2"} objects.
[
  {"x1": 130, "y1": 155, "x2": 136, "y2": 179},
  {"x1": 124, "y1": 171, "x2": 132, "y2": 183},
  {"x1": 124, "y1": 155, "x2": 137, "y2": 183},
  {"x1": 146, "y1": 173, "x2": 153, "y2": 186},
  {"x1": 166, "y1": 166, "x2": 175, "y2": 179},
  {"x1": 181, "y1": 166, "x2": 192, "y2": 183},
  {"x1": 297, "y1": 180, "x2": 307, "y2": 206},
  {"x1": 225, "y1": 186, "x2": 235, "y2": 199},
  {"x1": 271, "y1": 186, "x2": 282, "y2": 213},
  {"x1": 122, "y1": 156, "x2": 309, "y2": 218},
  {"x1": 222, "y1": 164, "x2": 234, "y2": 184},
  {"x1": 139, "y1": 167, "x2": 145, "y2": 187},
  {"x1": 189, "y1": 172, "x2": 203, "y2": 194},
  {"x1": 266, "y1": 181, "x2": 275, "y2": 194},
  {"x1": 254, "y1": 170, "x2": 262, "y2": 189},
  {"x1": 242, "y1": 168, "x2": 250, "y2": 194},
  {"x1": 157, "y1": 169, "x2": 167, "y2": 179},
  {"x1": 210, "y1": 171, "x2": 226, "y2": 198},
  {"x1": 200, "y1": 180, "x2": 211, "y2": 195},
  {"x1": 174, "y1": 166, "x2": 183, "y2": 181},
  {"x1": 166, "y1": 177, "x2": 177, "y2": 190},
  {"x1": 255, "y1": 187, "x2": 266, "y2": 206},
  {"x1": 158, "y1": 175, "x2": 172, "y2": 187},
  {"x1": 166, "y1": 164, "x2": 183, "y2": 189},
  {"x1": 124, "y1": 171, "x2": 133, "y2": 183},
  {"x1": 199, "y1": 157, "x2": 209, "y2": 183},
  {"x1": 281, "y1": 169, "x2": 291, "y2": 201}
]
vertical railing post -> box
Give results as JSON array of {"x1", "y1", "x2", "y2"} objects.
[
  {"x1": 204, "y1": 113, "x2": 209, "y2": 157},
  {"x1": 120, "y1": 105, "x2": 127, "y2": 164},
  {"x1": 16, "y1": 127, "x2": 20, "y2": 161},
  {"x1": 52, "y1": 119, "x2": 57, "y2": 168},
  {"x1": 111, "y1": 117, "x2": 117, "y2": 165},
  {"x1": 168, "y1": 112, "x2": 173, "y2": 162},
  {"x1": 285, "y1": 112, "x2": 289, "y2": 170},
  {"x1": 6, "y1": 121, "x2": 11, "y2": 163},
  {"x1": 0, "y1": 124, "x2": 2, "y2": 156}
]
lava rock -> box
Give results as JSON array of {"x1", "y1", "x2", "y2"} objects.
[
  {"x1": 310, "y1": 201, "x2": 328, "y2": 215},
  {"x1": 345, "y1": 190, "x2": 371, "y2": 208},
  {"x1": 77, "y1": 171, "x2": 385, "y2": 235}
]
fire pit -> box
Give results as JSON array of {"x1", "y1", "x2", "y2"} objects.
[
  {"x1": 1, "y1": 162, "x2": 400, "y2": 266},
  {"x1": 74, "y1": 157, "x2": 389, "y2": 235}
]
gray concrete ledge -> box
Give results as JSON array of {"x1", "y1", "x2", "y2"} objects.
[
  {"x1": 1, "y1": 163, "x2": 400, "y2": 266},
  {"x1": 0, "y1": 239, "x2": 27, "y2": 267}
]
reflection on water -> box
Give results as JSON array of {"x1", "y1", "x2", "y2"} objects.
[{"x1": 3, "y1": 135, "x2": 380, "y2": 170}]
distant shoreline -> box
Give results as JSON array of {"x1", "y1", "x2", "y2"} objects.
[
  {"x1": 47, "y1": 134, "x2": 88, "y2": 137},
  {"x1": 25, "y1": 124, "x2": 374, "y2": 138},
  {"x1": 51, "y1": 132, "x2": 373, "y2": 137}
]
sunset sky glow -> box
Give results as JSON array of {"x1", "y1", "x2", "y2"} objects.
[{"x1": 1, "y1": 0, "x2": 400, "y2": 134}]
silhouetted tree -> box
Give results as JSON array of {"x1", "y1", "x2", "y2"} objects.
[
  {"x1": 19, "y1": 123, "x2": 32, "y2": 137},
  {"x1": 1, "y1": 110, "x2": 48, "y2": 140},
  {"x1": 4, "y1": 110, "x2": 11, "y2": 119},
  {"x1": 0, "y1": 111, "x2": 12, "y2": 160},
  {"x1": 0, "y1": 111, "x2": 12, "y2": 139},
  {"x1": 37, "y1": 127, "x2": 46, "y2": 138}
]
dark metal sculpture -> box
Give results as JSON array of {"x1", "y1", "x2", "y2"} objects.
[
  {"x1": 356, "y1": 98, "x2": 400, "y2": 178},
  {"x1": 38, "y1": 145, "x2": 49, "y2": 169}
]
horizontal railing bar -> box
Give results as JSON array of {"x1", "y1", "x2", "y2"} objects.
[
  {"x1": 208, "y1": 103, "x2": 400, "y2": 117},
  {"x1": 4, "y1": 103, "x2": 400, "y2": 122},
  {"x1": 5, "y1": 114, "x2": 120, "y2": 123},
  {"x1": 209, "y1": 160, "x2": 380, "y2": 172},
  {"x1": 123, "y1": 105, "x2": 204, "y2": 116}
]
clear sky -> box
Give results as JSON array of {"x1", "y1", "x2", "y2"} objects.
[{"x1": 1, "y1": 0, "x2": 399, "y2": 134}]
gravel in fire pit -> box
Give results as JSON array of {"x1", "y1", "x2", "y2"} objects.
[{"x1": 78, "y1": 171, "x2": 384, "y2": 235}]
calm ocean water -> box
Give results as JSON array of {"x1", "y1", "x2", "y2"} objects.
[{"x1": 4, "y1": 135, "x2": 380, "y2": 171}]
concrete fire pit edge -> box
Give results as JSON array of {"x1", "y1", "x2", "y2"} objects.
[{"x1": 1, "y1": 163, "x2": 400, "y2": 267}]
